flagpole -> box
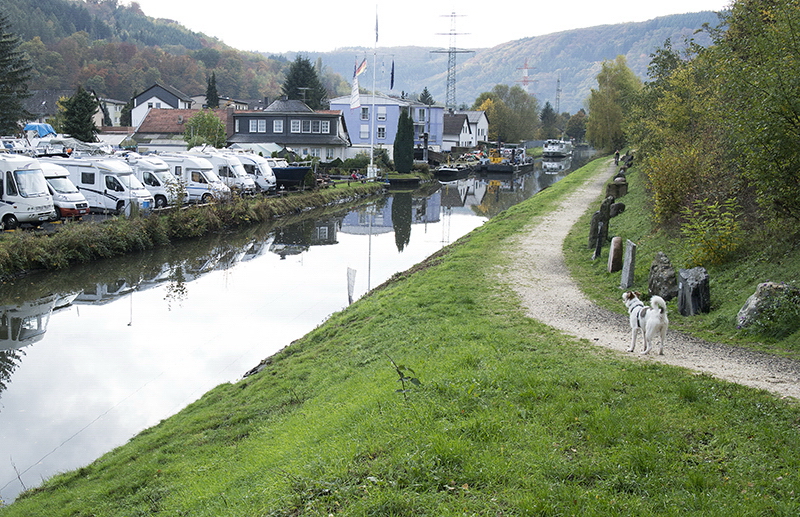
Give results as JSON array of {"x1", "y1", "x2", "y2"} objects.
[{"x1": 369, "y1": 6, "x2": 378, "y2": 178}]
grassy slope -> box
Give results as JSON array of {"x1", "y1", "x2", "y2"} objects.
[
  {"x1": 564, "y1": 164, "x2": 800, "y2": 358},
  {"x1": 3, "y1": 160, "x2": 800, "y2": 515}
]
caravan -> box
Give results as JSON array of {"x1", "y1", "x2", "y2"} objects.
[
  {"x1": 233, "y1": 152, "x2": 277, "y2": 193},
  {"x1": 38, "y1": 156, "x2": 154, "y2": 215},
  {"x1": 187, "y1": 148, "x2": 256, "y2": 195},
  {"x1": 121, "y1": 152, "x2": 188, "y2": 208},
  {"x1": 158, "y1": 153, "x2": 230, "y2": 204},
  {"x1": 40, "y1": 161, "x2": 89, "y2": 220},
  {"x1": 0, "y1": 154, "x2": 56, "y2": 229}
]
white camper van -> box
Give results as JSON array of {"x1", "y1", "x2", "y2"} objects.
[
  {"x1": 38, "y1": 156, "x2": 154, "y2": 215},
  {"x1": 121, "y1": 152, "x2": 188, "y2": 208},
  {"x1": 187, "y1": 148, "x2": 256, "y2": 195},
  {"x1": 0, "y1": 153, "x2": 55, "y2": 229},
  {"x1": 158, "y1": 153, "x2": 230, "y2": 204},
  {"x1": 40, "y1": 161, "x2": 89, "y2": 220},
  {"x1": 233, "y1": 152, "x2": 277, "y2": 193}
]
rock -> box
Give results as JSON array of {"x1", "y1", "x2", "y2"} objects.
[
  {"x1": 737, "y1": 281, "x2": 800, "y2": 328},
  {"x1": 648, "y1": 252, "x2": 678, "y2": 301},
  {"x1": 607, "y1": 236, "x2": 623, "y2": 272},
  {"x1": 610, "y1": 202, "x2": 625, "y2": 217},
  {"x1": 588, "y1": 211, "x2": 601, "y2": 249},
  {"x1": 606, "y1": 178, "x2": 628, "y2": 198},
  {"x1": 678, "y1": 267, "x2": 711, "y2": 316},
  {"x1": 620, "y1": 239, "x2": 637, "y2": 289},
  {"x1": 589, "y1": 196, "x2": 614, "y2": 249}
]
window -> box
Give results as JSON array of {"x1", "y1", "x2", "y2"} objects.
[
  {"x1": 301, "y1": 120, "x2": 311, "y2": 133},
  {"x1": 311, "y1": 120, "x2": 321, "y2": 133},
  {"x1": 249, "y1": 120, "x2": 258, "y2": 133},
  {"x1": 291, "y1": 120, "x2": 301, "y2": 133},
  {"x1": 258, "y1": 119, "x2": 266, "y2": 133},
  {"x1": 418, "y1": 109, "x2": 426, "y2": 122},
  {"x1": 5, "y1": 171, "x2": 15, "y2": 195},
  {"x1": 309, "y1": 148, "x2": 321, "y2": 158},
  {"x1": 234, "y1": 119, "x2": 239, "y2": 132},
  {"x1": 326, "y1": 148, "x2": 335, "y2": 160},
  {"x1": 81, "y1": 171, "x2": 95, "y2": 185},
  {"x1": 321, "y1": 120, "x2": 330, "y2": 133},
  {"x1": 377, "y1": 126, "x2": 386, "y2": 139},
  {"x1": 273, "y1": 120, "x2": 283, "y2": 133},
  {"x1": 360, "y1": 124, "x2": 369, "y2": 139},
  {"x1": 173, "y1": 166, "x2": 182, "y2": 178},
  {"x1": 377, "y1": 106, "x2": 387, "y2": 121},
  {"x1": 360, "y1": 107, "x2": 369, "y2": 120}
]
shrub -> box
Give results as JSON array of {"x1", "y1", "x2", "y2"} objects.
[{"x1": 680, "y1": 198, "x2": 743, "y2": 266}]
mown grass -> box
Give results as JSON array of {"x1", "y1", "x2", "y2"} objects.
[
  {"x1": 564, "y1": 162, "x2": 800, "y2": 358},
  {"x1": 0, "y1": 182, "x2": 382, "y2": 279},
  {"x1": 3, "y1": 160, "x2": 800, "y2": 515}
]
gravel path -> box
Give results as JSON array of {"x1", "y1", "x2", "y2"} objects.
[{"x1": 505, "y1": 161, "x2": 800, "y2": 401}]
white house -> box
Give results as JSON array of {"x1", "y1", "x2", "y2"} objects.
[
  {"x1": 457, "y1": 111, "x2": 490, "y2": 147},
  {"x1": 131, "y1": 83, "x2": 194, "y2": 129},
  {"x1": 442, "y1": 112, "x2": 472, "y2": 152}
]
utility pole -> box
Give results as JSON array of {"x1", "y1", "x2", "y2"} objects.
[
  {"x1": 431, "y1": 12, "x2": 473, "y2": 110},
  {"x1": 555, "y1": 75, "x2": 562, "y2": 114}
]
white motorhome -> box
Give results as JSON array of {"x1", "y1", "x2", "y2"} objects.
[
  {"x1": 121, "y1": 152, "x2": 188, "y2": 208},
  {"x1": 38, "y1": 156, "x2": 154, "y2": 215},
  {"x1": 40, "y1": 161, "x2": 89, "y2": 220},
  {"x1": 187, "y1": 148, "x2": 256, "y2": 195},
  {"x1": 158, "y1": 153, "x2": 230, "y2": 204},
  {"x1": 233, "y1": 152, "x2": 277, "y2": 194},
  {"x1": 0, "y1": 153, "x2": 56, "y2": 229}
]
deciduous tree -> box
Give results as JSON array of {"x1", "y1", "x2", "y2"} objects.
[
  {"x1": 184, "y1": 109, "x2": 226, "y2": 149},
  {"x1": 585, "y1": 55, "x2": 641, "y2": 153}
]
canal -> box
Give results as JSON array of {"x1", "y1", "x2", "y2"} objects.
[{"x1": 0, "y1": 152, "x2": 591, "y2": 503}]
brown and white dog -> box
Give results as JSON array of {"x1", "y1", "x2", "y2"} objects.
[{"x1": 622, "y1": 291, "x2": 669, "y2": 355}]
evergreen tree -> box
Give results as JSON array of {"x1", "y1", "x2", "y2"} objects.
[
  {"x1": 61, "y1": 86, "x2": 99, "y2": 142},
  {"x1": 418, "y1": 87, "x2": 435, "y2": 106},
  {"x1": 539, "y1": 101, "x2": 558, "y2": 139},
  {"x1": 393, "y1": 108, "x2": 414, "y2": 174},
  {"x1": 0, "y1": 13, "x2": 32, "y2": 135},
  {"x1": 206, "y1": 72, "x2": 219, "y2": 109},
  {"x1": 281, "y1": 56, "x2": 328, "y2": 110}
]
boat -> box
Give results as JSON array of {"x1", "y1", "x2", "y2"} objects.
[
  {"x1": 542, "y1": 157, "x2": 572, "y2": 174},
  {"x1": 265, "y1": 158, "x2": 312, "y2": 188},
  {"x1": 542, "y1": 139, "x2": 573, "y2": 158},
  {"x1": 480, "y1": 147, "x2": 534, "y2": 174}
]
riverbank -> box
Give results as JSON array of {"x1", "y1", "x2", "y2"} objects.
[
  {"x1": 0, "y1": 182, "x2": 383, "y2": 280},
  {"x1": 3, "y1": 160, "x2": 800, "y2": 515}
]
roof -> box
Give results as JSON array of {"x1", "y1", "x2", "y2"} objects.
[
  {"x1": 228, "y1": 134, "x2": 349, "y2": 146},
  {"x1": 443, "y1": 113, "x2": 470, "y2": 135},
  {"x1": 263, "y1": 98, "x2": 314, "y2": 113},
  {"x1": 457, "y1": 110, "x2": 488, "y2": 124},
  {"x1": 136, "y1": 109, "x2": 230, "y2": 134}
]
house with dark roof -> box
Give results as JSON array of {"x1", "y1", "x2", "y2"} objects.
[
  {"x1": 228, "y1": 98, "x2": 350, "y2": 161},
  {"x1": 442, "y1": 112, "x2": 472, "y2": 152},
  {"x1": 132, "y1": 108, "x2": 233, "y2": 153},
  {"x1": 131, "y1": 83, "x2": 194, "y2": 128},
  {"x1": 457, "y1": 111, "x2": 489, "y2": 147}
]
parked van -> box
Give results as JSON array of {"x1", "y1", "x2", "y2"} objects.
[
  {"x1": 158, "y1": 153, "x2": 230, "y2": 204},
  {"x1": 40, "y1": 161, "x2": 89, "y2": 220},
  {"x1": 0, "y1": 153, "x2": 55, "y2": 229},
  {"x1": 38, "y1": 156, "x2": 154, "y2": 215},
  {"x1": 187, "y1": 148, "x2": 256, "y2": 195},
  {"x1": 121, "y1": 152, "x2": 188, "y2": 208},
  {"x1": 233, "y1": 152, "x2": 277, "y2": 193}
]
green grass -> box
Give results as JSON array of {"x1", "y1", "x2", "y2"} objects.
[
  {"x1": 564, "y1": 162, "x2": 800, "y2": 358},
  {"x1": 3, "y1": 159, "x2": 800, "y2": 515}
]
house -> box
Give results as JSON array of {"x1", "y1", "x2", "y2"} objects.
[
  {"x1": 131, "y1": 83, "x2": 194, "y2": 128},
  {"x1": 227, "y1": 98, "x2": 350, "y2": 161},
  {"x1": 94, "y1": 97, "x2": 128, "y2": 127},
  {"x1": 329, "y1": 94, "x2": 444, "y2": 159},
  {"x1": 132, "y1": 108, "x2": 233, "y2": 153},
  {"x1": 457, "y1": 110, "x2": 489, "y2": 147},
  {"x1": 442, "y1": 112, "x2": 472, "y2": 152},
  {"x1": 191, "y1": 95, "x2": 249, "y2": 110},
  {"x1": 23, "y1": 89, "x2": 73, "y2": 124}
]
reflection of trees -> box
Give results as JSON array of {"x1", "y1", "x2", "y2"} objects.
[
  {"x1": 164, "y1": 266, "x2": 188, "y2": 311},
  {"x1": 0, "y1": 348, "x2": 24, "y2": 401},
  {"x1": 392, "y1": 192, "x2": 412, "y2": 252}
]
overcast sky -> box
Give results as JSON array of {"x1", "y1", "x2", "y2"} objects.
[{"x1": 127, "y1": 0, "x2": 731, "y2": 54}]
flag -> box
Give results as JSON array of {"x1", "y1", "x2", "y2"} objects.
[
  {"x1": 390, "y1": 60, "x2": 395, "y2": 90},
  {"x1": 350, "y1": 74, "x2": 361, "y2": 109},
  {"x1": 355, "y1": 58, "x2": 367, "y2": 76},
  {"x1": 375, "y1": 11, "x2": 379, "y2": 43}
]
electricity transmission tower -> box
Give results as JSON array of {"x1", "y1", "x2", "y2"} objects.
[{"x1": 431, "y1": 12, "x2": 473, "y2": 110}]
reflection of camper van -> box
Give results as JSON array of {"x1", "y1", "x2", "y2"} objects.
[
  {"x1": 40, "y1": 161, "x2": 90, "y2": 220},
  {"x1": 234, "y1": 152, "x2": 277, "y2": 193},
  {"x1": 0, "y1": 153, "x2": 56, "y2": 229},
  {"x1": 188, "y1": 148, "x2": 256, "y2": 195},
  {"x1": 122, "y1": 152, "x2": 188, "y2": 208},
  {"x1": 39, "y1": 156, "x2": 154, "y2": 215},
  {"x1": 158, "y1": 153, "x2": 230, "y2": 204}
]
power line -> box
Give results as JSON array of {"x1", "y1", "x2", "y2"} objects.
[{"x1": 431, "y1": 12, "x2": 473, "y2": 110}]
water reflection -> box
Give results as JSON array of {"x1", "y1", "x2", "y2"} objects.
[{"x1": 0, "y1": 150, "x2": 593, "y2": 503}]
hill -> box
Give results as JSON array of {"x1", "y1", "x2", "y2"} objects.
[{"x1": 5, "y1": 0, "x2": 720, "y2": 114}]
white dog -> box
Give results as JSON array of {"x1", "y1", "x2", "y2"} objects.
[{"x1": 622, "y1": 291, "x2": 669, "y2": 355}]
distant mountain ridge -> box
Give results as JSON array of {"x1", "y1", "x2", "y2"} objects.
[
  {"x1": 4, "y1": 0, "x2": 722, "y2": 115},
  {"x1": 288, "y1": 11, "x2": 721, "y2": 114}
]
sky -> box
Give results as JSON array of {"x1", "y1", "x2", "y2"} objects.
[{"x1": 126, "y1": 0, "x2": 732, "y2": 54}]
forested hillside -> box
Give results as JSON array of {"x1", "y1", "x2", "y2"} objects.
[{"x1": 5, "y1": 0, "x2": 720, "y2": 115}]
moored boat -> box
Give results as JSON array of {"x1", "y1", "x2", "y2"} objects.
[
  {"x1": 266, "y1": 158, "x2": 312, "y2": 188},
  {"x1": 542, "y1": 139, "x2": 573, "y2": 157}
]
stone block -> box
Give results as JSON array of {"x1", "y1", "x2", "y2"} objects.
[
  {"x1": 678, "y1": 267, "x2": 711, "y2": 316},
  {"x1": 608, "y1": 236, "x2": 623, "y2": 272},
  {"x1": 620, "y1": 239, "x2": 636, "y2": 289},
  {"x1": 648, "y1": 251, "x2": 678, "y2": 301}
]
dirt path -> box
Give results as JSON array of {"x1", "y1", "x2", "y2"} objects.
[{"x1": 505, "y1": 161, "x2": 800, "y2": 400}]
